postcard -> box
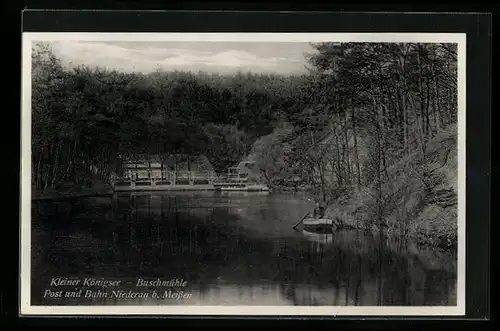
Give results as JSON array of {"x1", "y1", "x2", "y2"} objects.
[{"x1": 20, "y1": 32, "x2": 466, "y2": 316}]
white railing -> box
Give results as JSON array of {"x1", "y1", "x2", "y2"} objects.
[{"x1": 114, "y1": 170, "x2": 258, "y2": 187}]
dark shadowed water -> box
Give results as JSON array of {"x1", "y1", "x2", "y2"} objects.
[{"x1": 31, "y1": 191, "x2": 457, "y2": 306}]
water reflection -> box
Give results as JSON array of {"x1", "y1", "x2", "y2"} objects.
[{"x1": 31, "y1": 191, "x2": 457, "y2": 306}]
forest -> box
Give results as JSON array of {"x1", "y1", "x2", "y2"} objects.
[{"x1": 31, "y1": 42, "x2": 459, "y2": 248}]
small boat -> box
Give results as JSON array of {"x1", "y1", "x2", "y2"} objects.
[{"x1": 302, "y1": 218, "x2": 337, "y2": 232}]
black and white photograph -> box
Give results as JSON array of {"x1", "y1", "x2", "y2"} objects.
[{"x1": 20, "y1": 32, "x2": 466, "y2": 316}]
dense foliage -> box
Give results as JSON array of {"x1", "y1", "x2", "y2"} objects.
[
  {"x1": 31, "y1": 43, "x2": 309, "y2": 189},
  {"x1": 32, "y1": 42, "x2": 458, "y2": 237}
]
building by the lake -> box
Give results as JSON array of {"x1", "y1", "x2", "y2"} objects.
[
  {"x1": 119, "y1": 154, "x2": 214, "y2": 181},
  {"x1": 113, "y1": 154, "x2": 269, "y2": 192}
]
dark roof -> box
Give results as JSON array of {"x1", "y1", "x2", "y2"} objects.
[{"x1": 121, "y1": 154, "x2": 214, "y2": 172}]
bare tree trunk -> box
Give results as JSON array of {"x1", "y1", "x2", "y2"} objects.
[
  {"x1": 342, "y1": 110, "x2": 352, "y2": 184},
  {"x1": 376, "y1": 132, "x2": 383, "y2": 226},
  {"x1": 434, "y1": 74, "x2": 441, "y2": 133},
  {"x1": 350, "y1": 105, "x2": 362, "y2": 188},
  {"x1": 425, "y1": 74, "x2": 432, "y2": 136},
  {"x1": 331, "y1": 124, "x2": 343, "y2": 186},
  {"x1": 44, "y1": 140, "x2": 56, "y2": 191},
  {"x1": 396, "y1": 49, "x2": 413, "y2": 156},
  {"x1": 416, "y1": 46, "x2": 428, "y2": 143},
  {"x1": 434, "y1": 72, "x2": 441, "y2": 132},
  {"x1": 445, "y1": 87, "x2": 452, "y2": 124},
  {"x1": 316, "y1": 160, "x2": 327, "y2": 203},
  {"x1": 400, "y1": 90, "x2": 408, "y2": 155},
  {"x1": 35, "y1": 157, "x2": 42, "y2": 190},
  {"x1": 407, "y1": 89, "x2": 425, "y2": 159},
  {"x1": 50, "y1": 140, "x2": 61, "y2": 187},
  {"x1": 372, "y1": 95, "x2": 389, "y2": 180}
]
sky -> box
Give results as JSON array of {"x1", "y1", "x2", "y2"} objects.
[{"x1": 47, "y1": 41, "x2": 317, "y2": 75}]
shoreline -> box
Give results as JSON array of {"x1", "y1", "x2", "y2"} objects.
[
  {"x1": 325, "y1": 207, "x2": 458, "y2": 252},
  {"x1": 331, "y1": 220, "x2": 457, "y2": 253},
  {"x1": 273, "y1": 186, "x2": 457, "y2": 252},
  {"x1": 321, "y1": 195, "x2": 458, "y2": 252},
  {"x1": 32, "y1": 189, "x2": 114, "y2": 202}
]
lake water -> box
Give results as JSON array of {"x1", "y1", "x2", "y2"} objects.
[{"x1": 30, "y1": 191, "x2": 457, "y2": 306}]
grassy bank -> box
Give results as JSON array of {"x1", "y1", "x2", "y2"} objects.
[
  {"x1": 32, "y1": 176, "x2": 113, "y2": 201},
  {"x1": 324, "y1": 125, "x2": 458, "y2": 251}
]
